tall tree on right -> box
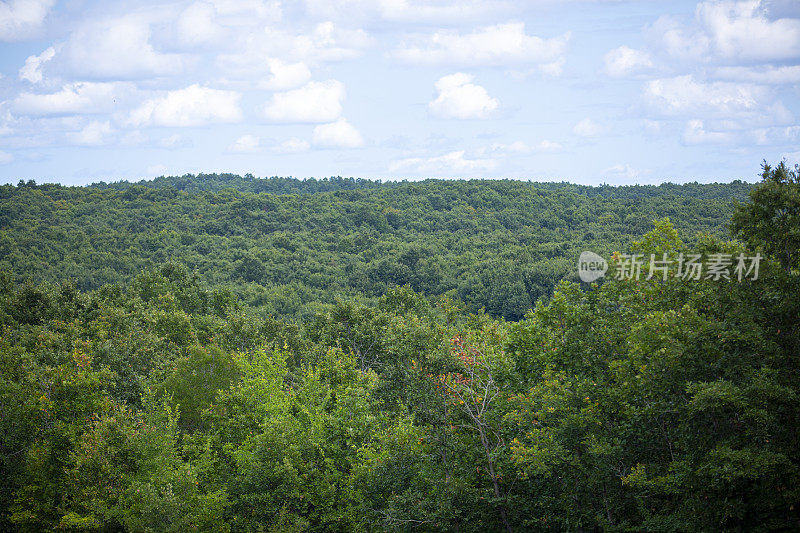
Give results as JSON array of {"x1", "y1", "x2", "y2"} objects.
[{"x1": 731, "y1": 160, "x2": 800, "y2": 272}]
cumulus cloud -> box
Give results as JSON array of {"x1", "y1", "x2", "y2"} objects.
[
  {"x1": 643, "y1": 75, "x2": 792, "y2": 124},
  {"x1": 12, "y1": 82, "x2": 124, "y2": 116},
  {"x1": 428, "y1": 73, "x2": 498, "y2": 119},
  {"x1": 64, "y1": 15, "x2": 184, "y2": 79},
  {"x1": 286, "y1": 21, "x2": 372, "y2": 62},
  {"x1": 177, "y1": 2, "x2": 224, "y2": 48},
  {"x1": 261, "y1": 59, "x2": 312, "y2": 90},
  {"x1": 649, "y1": 0, "x2": 800, "y2": 64},
  {"x1": 219, "y1": 21, "x2": 371, "y2": 68},
  {"x1": 227, "y1": 134, "x2": 261, "y2": 152},
  {"x1": 175, "y1": 0, "x2": 282, "y2": 49},
  {"x1": 394, "y1": 23, "x2": 570, "y2": 72},
  {"x1": 263, "y1": 80, "x2": 345, "y2": 123},
  {"x1": 19, "y1": 46, "x2": 55, "y2": 83},
  {"x1": 390, "y1": 150, "x2": 497, "y2": 175},
  {"x1": 312, "y1": 118, "x2": 364, "y2": 148},
  {"x1": 0, "y1": 0, "x2": 54, "y2": 42},
  {"x1": 682, "y1": 119, "x2": 737, "y2": 144},
  {"x1": 273, "y1": 137, "x2": 310, "y2": 153},
  {"x1": 217, "y1": 53, "x2": 312, "y2": 87},
  {"x1": 68, "y1": 120, "x2": 113, "y2": 146},
  {"x1": 128, "y1": 85, "x2": 242, "y2": 127},
  {"x1": 573, "y1": 118, "x2": 602, "y2": 138},
  {"x1": 603, "y1": 46, "x2": 654, "y2": 77},
  {"x1": 614, "y1": 1, "x2": 800, "y2": 148}
]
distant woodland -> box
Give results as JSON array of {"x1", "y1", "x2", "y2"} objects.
[{"x1": 1, "y1": 175, "x2": 752, "y2": 320}]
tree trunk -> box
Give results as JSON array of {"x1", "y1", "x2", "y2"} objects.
[{"x1": 479, "y1": 426, "x2": 512, "y2": 532}]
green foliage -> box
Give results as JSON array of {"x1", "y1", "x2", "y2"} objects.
[
  {"x1": 2, "y1": 167, "x2": 798, "y2": 531},
  {"x1": 0, "y1": 175, "x2": 750, "y2": 321},
  {"x1": 731, "y1": 160, "x2": 800, "y2": 272}
]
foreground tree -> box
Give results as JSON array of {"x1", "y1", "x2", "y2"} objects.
[{"x1": 732, "y1": 160, "x2": 800, "y2": 272}]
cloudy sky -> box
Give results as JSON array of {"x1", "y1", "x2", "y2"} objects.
[{"x1": 0, "y1": 0, "x2": 799, "y2": 185}]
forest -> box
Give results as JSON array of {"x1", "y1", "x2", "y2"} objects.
[
  {"x1": 0, "y1": 162, "x2": 798, "y2": 532},
  {"x1": 1, "y1": 175, "x2": 752, "y2": 321}
]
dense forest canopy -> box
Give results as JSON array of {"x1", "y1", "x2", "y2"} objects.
[
  {"x1": 1, "y1": 164, "x2": 798, "y2": 532},
  {"x1": 0, "y1": 175, "x2": 752, "y2": 321}
]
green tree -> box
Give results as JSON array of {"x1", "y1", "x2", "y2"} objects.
[{"x1": 732, "y1": 160, "x2": 800, "y2": 272}]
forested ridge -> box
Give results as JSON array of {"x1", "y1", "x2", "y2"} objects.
[
  {"x1": 1, "y1": 164, "x2": 799, "y2": 532},
  {"x1": 1, "y1": 176, "x2": 751, "y2": 321}
]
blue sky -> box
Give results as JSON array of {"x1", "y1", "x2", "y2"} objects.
[{"x1": 0, "y1": 0, "x2": 799, "y2": 185}]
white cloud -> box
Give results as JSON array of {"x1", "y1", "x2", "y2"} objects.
[
  {"x1": 649, "y1": 0, "x2": 800, "y2": 64},
  {"x1": 213, "y1": 0, "x2": 282, "y2": 18},
  {"x1": 679, "y1": 121, "x2": 799, "y2": 146},
  {"x1": 215, "y1": 20, "x2": 369, "y2": 84},
  {"x1": 312, "y1": 118, "x2": 364, "y2": 148},
  {"x1": 175, "y1": 1, "x2": 282, "y2": 49},
  {"x1": 291, "y1": 21, "x2": 372, "y2": 62},
  {"x1": 228, "y1": 134, "x2": 261, "y2": 153},
  {"x1": 216, "y1": 54, "x2": 311, "y2": 87},
  {"x1": 429, "y1": 73, "x2": 498, "y2": 119},
  {"x1": 390, "y1": 150, "x2": 497, "y2": 175},
  {"x1": 261, "y1": 59, "x2": 312, "y2": 90},
  {"x1": 263, "y1": 80, "x2": 345, "y2": 123},
  {"x1": 533, "y1": 139, "x2": 564, "y2": 152},
  {"x1": 171, "y1": 1, "x2": 283, "y2": 59},
  {"x1": 573, "y1": 118, "x2": 602, "y2": 137},
  {"x1": 245, "y1": 22, "x2": 371, "y2": 65},
  {"x1": 378, "y1": 0, "x2": 509, "y2": 22},
  {"x1": 682, "y1": 119, "x2": 737, "y2": 144},
  {"x1": 19, "y1": 46, "x2": 55, "y2": 83},
  {"x1": 128, "y1": 85, "x2": 243, "y2": 127},
  {"x1": 394, "y1": 23, "x2": 570, "y2": 72},
  {"x1": 0, "y1": 150, "x2": 13, "y2": 164},
  {"x1": 177, "y1": 2, "x2": 224, "y2": 48},
  {"x1": 64, "y1": 15, "x2": 184, "y2": 79},
  {"x1": 712, "y1": 65, "x2": 800, "y2": 84},
  {"x1": 602, "y1": 164, "x2": 650, "y2": 182},
  {"x1": 697, "y1": 0, "x2": 800, "y2": 62},
  {"x1": 0, "y1": 0, "x2": 54, "y2": 42},
  {"x1": 304, "y1": 0, "x2": 509, "y2": 24},
  {"x1": 628, "y1": 2, "x2": 800, "y2": 147},
  {"x1": 273, "y1": 137, "x2": 310, "y2": 153},
  {"x1": 68, "y1": 120, "x2": 113, "y2": 146},
  {"x1": 12, "y1": 82, "x2": 124, "y2": 116},
  {"x1": 479, "y1": 140, "x2": 562, "y2": 156},
  {"x1": 643, "y1": 75, "x2": 791, "y2": 124},
  {"x1": 603, "y1": 46, "x2": 654, "y2": 77}
]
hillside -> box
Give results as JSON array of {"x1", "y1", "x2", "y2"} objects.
[{"x1": 0, "y1": 176, "x2": 752, "y2": 320}]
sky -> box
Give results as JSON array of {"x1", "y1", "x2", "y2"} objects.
[{"x1": 0, "y1": 0, "x2": 799, "y2": 186}]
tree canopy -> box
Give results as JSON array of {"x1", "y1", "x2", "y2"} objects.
[{"x1": 1, "y1": 168, "x2": 797, "y2": 531}]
